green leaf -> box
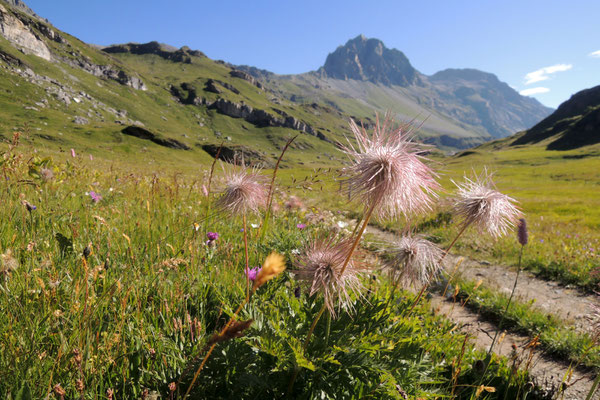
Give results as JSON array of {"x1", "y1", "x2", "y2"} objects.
[{"x1": 15, "y1": 382, "x2": 32, "y2": 400}]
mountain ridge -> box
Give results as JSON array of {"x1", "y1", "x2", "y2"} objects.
[
  {"x1": 512, "y1": 84, "x2": 600, "y2": 150},
  {"x1": 236, "y1": 34, "x2": 552, "y2": 141},
  {"x1": 0, "y1": 1, "x2": 556, "y2": 168}
]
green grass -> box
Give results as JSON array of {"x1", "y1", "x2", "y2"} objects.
[{"x1": 0, "y1": 144, "x2": 543, "y2": 399}]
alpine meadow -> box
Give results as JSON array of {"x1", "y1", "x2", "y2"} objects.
[{"x1": 0, "y1": 1, "x2": 599, "y2": 399}]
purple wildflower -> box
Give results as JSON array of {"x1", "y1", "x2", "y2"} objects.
[
  {"x1": 207, "y1": 232, "x2": 219, "y2": 241},
  {"x1": 89, "y1": 191, "x2": 102, "y2": 203},
  {"x1": 23, "y1": 200, "x2": 36, "y2": 212},
  {"x1": 296, "y1": 223, "x2": 307, "y2": 230},
  {"x1": 245, "y1": 266, "x2": 261, "y2": 281}
]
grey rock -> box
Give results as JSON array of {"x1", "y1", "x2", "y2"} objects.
[
  {"x1": 229, "y1": 69, "x2": 263, "y2": 89},
  {"x1": 0, "y1": 4, "x2": 51, "y2": 60},
  {"x1": 73, "y1": 116, "x2": 88, "y2": 125}
]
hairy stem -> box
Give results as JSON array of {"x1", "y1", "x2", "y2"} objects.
[
  {"x1": 203, "y1": 142, "x2": 223, "y2": 233},
  {"x1": 183, "y1": 289, "x2": 255, "y2": 398},
  {"x1": 408, "y1": 222, "x2": 470, "y2": 313},
  {"x1": 261, "y1": 135, "x2": 298, "y2": 240},
  {"x1": 243, "y1": 215, "x2": 249, "y2": 300}
]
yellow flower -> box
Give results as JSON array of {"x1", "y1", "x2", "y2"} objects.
[{"x1": 253, "y1": 252, "x2": 286, "y2": 290}]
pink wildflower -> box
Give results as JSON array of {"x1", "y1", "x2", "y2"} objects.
[{"x1": 245, "y1": 266, "x2": 261, "y2": 281}]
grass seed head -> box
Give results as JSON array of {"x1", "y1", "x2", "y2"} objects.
[
  {"x1": 453, "y1": 169, "x2": 522, "y2": 238},
  {"x1": 208, "y1": 319, "x2": 254, "y2": 345},
  {"x1": 517, "y1": 218, "x2": 528, "y2": 246},
  {"x1": 388, "y1": 235, "x2": 444, "y2": 286},
  {"x1": 295, "y1": 237, "x2": 364, "y2": 317},
  {"x1": 341, "y1": 113, "x2": 439, "y2": 219}
]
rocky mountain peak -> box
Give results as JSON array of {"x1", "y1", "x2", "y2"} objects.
[
  {"x1": 1, "y1": 0, "x2": 39, "y2": 19},
  {"x1": 319, "y1": 35, "x2": 421, "y2": 87}
]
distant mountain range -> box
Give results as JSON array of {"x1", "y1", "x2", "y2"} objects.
[
  {"x1": 0, "y1": 0, "x2": 555, "y2": 168},
  {"x1": 236, "y1": 35, "x2": 552, "y2": 147}
]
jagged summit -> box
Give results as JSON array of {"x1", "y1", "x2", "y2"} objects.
[{"x1": 319, "y1": 35, "x2": 422, "y2": 86}]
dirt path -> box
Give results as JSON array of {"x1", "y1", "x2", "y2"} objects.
[{"x1": 363, "y1": 225, "x2": 599, "y2": 400}]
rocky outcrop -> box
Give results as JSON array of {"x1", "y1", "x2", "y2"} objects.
[
  {"x1": 229, "y1": 69, "x2": 263, "y2": 89},
  {"x1": 204, "y1": 79, "x2": 239, "y2": 94},
  {"x1": 2, "y1": 0, "x2": 39, "y2": 19},
  {"x1": 122, "y1": 126, "x2": 190, "y2": 150},
  {"x1": 0, "y1": 4, "x2": 51, "y2": 60},
  {"x1": 204, "y1": 98, "x2": 330, "y2": 142},
  {"x1": 428, "y1": 68, "x2": 553, "y2": 138},
  {"x1": 319, "y1": 34, "x2": 422, "y2": 87},
  {"x1": 67, "y1": 57, "x2": 146, "y2": 90},
  {"x1": 0, "y1": 48, "x2": 26, "y2": 66},
  {"x1": 103, "y1": 41, "x2": 205, "y2": 64},
  {"x1": 170, "y1": 82, "x2": 202, "y2": 105}
]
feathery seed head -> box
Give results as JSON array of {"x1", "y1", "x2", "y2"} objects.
[
  {"x1": 216, "y1": 164, "x2": 267, "y2": 216},
  {"x1": 295, "y1": 237, "x2": 364, "y2": 316},
  {"x1": 342, "y1": 114, "x2": 439, "y2": 219},
  {"x1": 388, "y1": 235, "x2": 444, "y2": 285},
  {"x1": 453, "y1": 169, "x2": 522, "y2": 238}
]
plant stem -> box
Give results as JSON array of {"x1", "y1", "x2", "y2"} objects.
[
  {"x1": 183, "y1": 290, "x2": 255, "y2": 399},
  {"x1": 261, "y1": 135, "x2": 298, "y2": 241},
  {"x1": 325, "y1": 309, "x2": 332, "y2": 346},
  {"x1": 383, "y1": 276, "x2": 401, "y2": 314},
  {"x1": 476, "y1": 244, "x2": 525, "y2": 391},
  {"x1": 488, "y1": 245, "x2": 523, "y2": 356},
  {"x1": 339, "y1": 202, "x2": 377, "y2": 277},
  {"x1": 585, "y1": 372, "x2": 600, "y2": 400},
  {"x1": 408, "y1": 222, "x2": 470, "y2": 314},
  {"x1": 243, "y1": 215, "x2": 249, "y2": 300},
  {"x1": 287, "y1": 303, "x2": 327, "y2": 395},
  {"x1": 203, "y1": 142, "x2": 223, "y2": 234},
  {"x1": 303, "y1": 303, "x2": 327, "y2": 351}
]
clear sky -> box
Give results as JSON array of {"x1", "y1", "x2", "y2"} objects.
[{"x1": 24, "y1": 0, "x2": 600, "y2": 109}]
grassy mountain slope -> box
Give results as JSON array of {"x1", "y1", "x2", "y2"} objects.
[
  {"x1": 0, "y1": 1, "x2": 359, "y2": 170},
  {"x1": 1, "y1": 2, "x2": 554, "y2": 167},
  {"x1": 512, "y1": 84, "x2": 600, "y2": 150}
]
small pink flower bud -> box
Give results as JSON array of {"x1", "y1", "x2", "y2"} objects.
[{"x1": 517, "y1": 218, "x2": 528, "y2": 246}]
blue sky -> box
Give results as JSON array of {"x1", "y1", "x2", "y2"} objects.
[{"x1": 25, "y1": 0, "x2": 600, "y2": 108}]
